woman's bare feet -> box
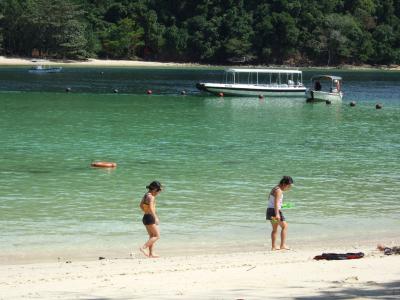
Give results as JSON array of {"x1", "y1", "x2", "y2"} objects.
[
  {"x1": 139, "y1": 247, "x2": 149, "y2": 257},
  {"x1": 149, "y1": 254, "x2": 160, "y2": 258},
  {"x1": 279, "y1": 245, "x2": 291, "y2": 250}
]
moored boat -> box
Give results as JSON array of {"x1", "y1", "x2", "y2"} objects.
[
  {"x1": 306, "y1": 75, "x2": 343, "y2": 102},
  {"x1": 196, "y1": 68, "x2": 306, "y2": 97},
  {"x1": 28, "y1": 65, "x2": 63, "y2": 73}
]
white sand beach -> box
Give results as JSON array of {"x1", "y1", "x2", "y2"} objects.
[
  {"x1": 0, "y1": 56, "x2": 200, "y2": 67},
  {"x1": 1, "y1": 242, "x2": 399, "y2": 299},
  {"x1": 1, "y1": 55, "x2": 399, "y2": 70}
]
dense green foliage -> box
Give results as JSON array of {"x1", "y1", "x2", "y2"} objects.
[{"x1": 1, "y1": 0, "x2": 399, "y2": 65}]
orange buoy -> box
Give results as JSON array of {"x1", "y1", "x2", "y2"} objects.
[{"x1": 91, "y1": 162, "x2": 117, "y2": 168}]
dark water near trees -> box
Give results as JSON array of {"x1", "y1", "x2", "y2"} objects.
[{"x1": 0, "y1": 67, "x2": 399, "y2": 104}]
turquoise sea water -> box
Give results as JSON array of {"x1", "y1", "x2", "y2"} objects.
[{"x1": 0, "y1": 68, "x2": 399, "y2": 262}]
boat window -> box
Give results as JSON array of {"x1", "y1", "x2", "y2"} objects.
[
  {"x1": 313, "y1": 78, "x2": 334, "y2": 92},
  {"x1": 224, "y1": 70, "x2": 304, "y2": 86},
  {"x1": 226, "y1": 72, "x2": 235, "y2": 84}
]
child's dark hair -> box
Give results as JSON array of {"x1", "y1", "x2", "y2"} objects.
[
  {"x1": 146, "y1": 181, "x2": 163, "y2": 192},
  {"x1": 280, "y1": 176, "x2": 294, "y2": 185}
]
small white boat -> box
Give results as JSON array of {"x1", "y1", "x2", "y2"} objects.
[
  {"x1": 306, "y1": 75, "x2": 343, "y2": 102},
  {"x1": 196, "y1": 68, "x2": 306, "y2": 97},
  {"x1": 28, "y1": 65, "x2": 62, "y2": 73}
]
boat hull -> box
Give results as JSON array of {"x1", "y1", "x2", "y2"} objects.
[
  {"x1": 306, "y1": 90, "x2": 343, "y2": 102},
  {"x1": 197, "y1": 83, "x2": 306, "y2": 97},
  {"x1": 28, "y1": 67, "x2": 62, "y2": 73}
]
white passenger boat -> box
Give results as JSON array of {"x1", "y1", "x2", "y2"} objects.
[
  {"x1": 196, "y1": 68, "x2": 306, "y2": 97},
  {"x1": 306, "y1": 75, "x2": 343, "y2": 102},
  {"x1": 28, "y1": 65, "x2": 63, "y2": 73}
]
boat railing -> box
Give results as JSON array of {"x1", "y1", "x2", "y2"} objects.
[
  {"x1": 237, "y1": 82, "x2": 307, "y2": 88},
  {"x1": 224, "y1": 69, "x2": 304, "y2": 87}
]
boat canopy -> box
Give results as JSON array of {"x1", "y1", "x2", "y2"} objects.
[
  {"x1": 311, "y1": 75, "x2": 342, "y2": 81},
  {"x1": 226, "y1": 68, "x2": 302, "y2": 74}
]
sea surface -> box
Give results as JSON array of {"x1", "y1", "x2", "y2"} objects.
[{"x1": 0, "y1": 67, "x2": 399, "y2": 262}]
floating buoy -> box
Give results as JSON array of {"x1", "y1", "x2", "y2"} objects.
[
  {"x1": 325, "y1": 100, "x2": 332, "y2": 105},
  {"x1": 91, "y1": 162, "x2": 117, "y2": 168},
  {"x1": 258, "y1": 95, "x2": 264, "y2": 99},
  {"x1": 180, "y1": 90, "x2": 186, "y2": 95},
  {"x1": 65, "y1": 87, "x2": 71, "y2": 93},
  {"x1": 113, "y1": 89, "x2": 119, "y2": 93},
  {"x1": 376, "y1": 103, "x2": 383, "y2": 109},
  {"x1": 350, "y1": 101, "x2": 356, "y2": 107},
  {"x1": 147, "y1": 90, "x2": 152, "y2": 95},
  {"x1": 218, "y1": 92, "x2": 224, "y2": 97}
]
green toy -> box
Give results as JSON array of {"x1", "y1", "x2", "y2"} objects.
[{"x1": 282, "y1": 202, "x2": 295, "y2": 209}]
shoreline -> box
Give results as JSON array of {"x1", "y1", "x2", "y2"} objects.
[
  {"x1": 1, "y1": 233, "x2": 398, "y2": 266},
  {"x1": 0, "y1": 56, "x2": 204, "y2": 68},
  {"x1": 1, "y1": 56, "x2": 400, "y2": 70},
  {"x1": 1, "y1": 241, "x2": 399, "y2": 299}
]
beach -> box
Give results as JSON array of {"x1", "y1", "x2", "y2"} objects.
[
  {"x1": 1, "y1": 55, "x2": 400, "y2": 70},
  {"x1": 1, "y1": 62, "x2": 400, "y2": 299},
  {"x1": 1, "y1": 242, "x2": 399, "y2": 299},
  {"x1": 0, "y1": 56, "x2": 200, "y2": 68}
]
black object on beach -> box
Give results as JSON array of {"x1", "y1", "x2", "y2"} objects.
[
  {"x1": 313, "y1": 252, "x2": 364, "y2": 260},
  {"x1": 383, "y1": 247, "x2": 400, "y2": 255}
]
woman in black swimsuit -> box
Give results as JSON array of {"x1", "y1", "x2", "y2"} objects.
[{"x1": 139, "y1": 181, "x2": 163, "y2": 258}]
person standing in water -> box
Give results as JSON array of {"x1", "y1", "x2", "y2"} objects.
[
  {"x1": 266, "y1": 176, "x2": 294, "y2": 250},
  {"x1": 139, "y1": 181, "x2": 163, "y2": 258}
]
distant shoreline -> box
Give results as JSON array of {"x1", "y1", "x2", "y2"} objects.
[
  {"x1": 0, "y1": 56, "x2": 202, "y2": 68},
  {"x1": 1, "y1": 56, "x2": 399, "y2": 71}
]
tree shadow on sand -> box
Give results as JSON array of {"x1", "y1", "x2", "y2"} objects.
[{"x1": 294, "y1": 280, "x2": 400, "y2": 300}]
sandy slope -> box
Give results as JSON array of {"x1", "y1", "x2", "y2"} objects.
[
  {"x1": 0, "y1": 56, "x2": 200, "y2": 67},
  {"x1": 1, "y1": 56, "x2": 399, "y2": 70},
  {"x1": 1, "y1": 245, "x2": 399, "y2": 299}
]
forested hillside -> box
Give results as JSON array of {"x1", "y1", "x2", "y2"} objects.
[{"x1": 0, "y1": 0, "x2": 399, "y2": 66}]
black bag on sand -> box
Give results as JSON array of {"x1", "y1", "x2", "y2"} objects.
[{"x1": 314, "y1": 252, "x2": 364, "y2": 260}]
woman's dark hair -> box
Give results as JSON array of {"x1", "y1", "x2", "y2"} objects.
[
  {"x1": 280, "y1": 176, "x2": 294, "y2": 185},
  {"x1": 146, "y1": 181, "x2": 163, "y2": 192}
]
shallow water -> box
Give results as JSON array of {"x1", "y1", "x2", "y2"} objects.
[{"x1": 0, "y1": 67, "x2": 399, "y2": 261}]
